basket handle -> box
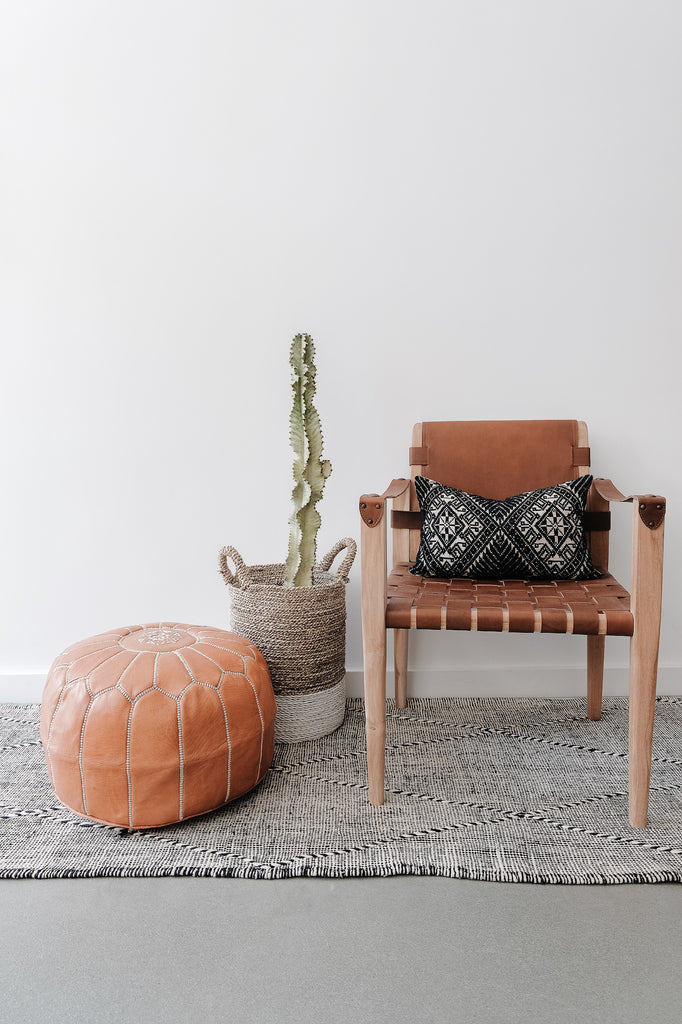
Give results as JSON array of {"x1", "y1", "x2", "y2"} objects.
[
  {"x1": 316, "y1": 537, "x2": 357, "y2": 581},
  {"x1": 218, "y1": 546, "x2": 251, "y2": 589}
]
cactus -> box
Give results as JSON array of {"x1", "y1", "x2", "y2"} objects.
[{"x1": 284, "y1": 334, "x2": 332, "y2": 587}]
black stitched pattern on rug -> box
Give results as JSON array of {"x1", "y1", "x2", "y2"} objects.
[{"x1": 411, "y1": 474, "x2": 600, "y2": 580}]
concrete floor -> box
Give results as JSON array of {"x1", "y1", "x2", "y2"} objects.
[{"x1": 1, "y1": 878, "x2": 681, "y2": 1024}]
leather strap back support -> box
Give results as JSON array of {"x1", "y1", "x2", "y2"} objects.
[{"x1": 411, "y1": 421, "x2": 583, "y2": 499}]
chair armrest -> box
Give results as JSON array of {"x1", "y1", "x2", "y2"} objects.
[
  {"x1": 359, "y1": 478, "x2": 411, "y2": 528},
  {"x1": 593, "y1": 478, "x2": 666, "y2": 531}
]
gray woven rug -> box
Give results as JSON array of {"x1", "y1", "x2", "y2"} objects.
[{"x1": 3, "y1": 697, "x2": 682, "y2": 883}]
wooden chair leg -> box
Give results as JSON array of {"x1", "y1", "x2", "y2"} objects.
[
  {"x1": 628, "y1": 630, "x2": 659, "y2": 828},
  {"x1": 394, "y1": 629, "x2": 409, "y2": 709},
  {"x1": 365, "y1": 625, "x2": 387, "y2": 805},
  {"x1": 587, "y1": 635, "x2": 605, "y2": 721},
  {"x1": 628, "y1": 511, "x2": 664, "y2": 829},
  {"x1": 361, "y1": 513, "x2": 388, "y2": 806}
]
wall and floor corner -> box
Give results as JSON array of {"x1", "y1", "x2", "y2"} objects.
[{"x1": 1, "y1": 2, "x2": 681, "y2": 703}]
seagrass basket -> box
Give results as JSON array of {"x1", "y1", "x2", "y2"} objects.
[{"x1": 218, "y1": 538, "x2": 356, "y2": 743}]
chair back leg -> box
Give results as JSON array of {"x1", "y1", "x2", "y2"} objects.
[
  {"x1": 394, "y1": 629, "x2": 409, "y2": 709},
  {"x1": 587, "y1": 635, "x2": 605, "y2": 721}
]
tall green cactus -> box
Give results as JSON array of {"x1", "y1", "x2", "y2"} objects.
[{"x1": 284, "y1": 334, "x2": 332, "y2": 587}]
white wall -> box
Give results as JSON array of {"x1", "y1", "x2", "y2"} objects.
[{"x1": 1, "y1": 1, "x2": 680, "y2": 701}]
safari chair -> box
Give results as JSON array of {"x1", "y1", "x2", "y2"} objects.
[{"x1": 359, "y1": 421, "x2": 666, "y2": 828}]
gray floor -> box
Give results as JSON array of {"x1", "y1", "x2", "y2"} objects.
[{"x1": 1, "y1": 878, "x2": 681, "y2": 1024}]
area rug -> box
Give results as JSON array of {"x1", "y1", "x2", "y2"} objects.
[{"x1": 2, "y1": 697, "x2": 682, "y2": 883}]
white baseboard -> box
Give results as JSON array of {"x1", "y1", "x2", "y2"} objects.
[
  {"x1": 344, "y1": 665, "x2": 682, "y2": 699},
  {"x1": 3, "y1": 666, "x2": 680, "y2": 704},
  {"x1": 0, "y1": 674, "x2": 47, "y2": 703}
]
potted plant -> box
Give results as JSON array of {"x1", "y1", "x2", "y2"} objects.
[{"x1": 219, "y1": 334, "x2": 356, "y2": 742}]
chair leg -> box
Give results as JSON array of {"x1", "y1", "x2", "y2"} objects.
[
  {"x1": 394, "y1": 629, "x2": 409, "y2": 709},
  {"x1": 628, "y1": 630, "x2": 659, "y2": 828},
  {"x1": 364, "y1": 627, "x2": 387, "y2": 806},
  {"x1": 361, "y1": 513, "x2": 388, "y2": 806},
  {"x1": 627, "y1": 511, "x2": 664, "y2": 829},
  {"x1": 587, "y1": 636, "x2": 605, "y2": 721}
]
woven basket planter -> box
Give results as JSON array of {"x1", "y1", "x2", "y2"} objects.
[{"x1": 219, "y1": 538, "x2": 356, "y2": 743}]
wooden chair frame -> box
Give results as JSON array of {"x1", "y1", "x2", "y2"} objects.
[{"x1": 360, "y1": 421, "x2": 665, "y2": 828}]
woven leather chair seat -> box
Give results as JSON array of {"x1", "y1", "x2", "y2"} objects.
[{"x1": 386, "y1": 563, "x2": 633, "y2": 636}]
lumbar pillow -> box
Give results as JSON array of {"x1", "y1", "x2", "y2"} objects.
[{"x1": 411, "y1": 474, "x2": 600, "y2": 580}]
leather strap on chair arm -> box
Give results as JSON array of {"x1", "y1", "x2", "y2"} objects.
[
  {"x1": 593, "y1": 478, "x2": 666, "y2": 530},
  {"x1": 359, "y1": 479, "x2": 411, "y2": 528}
]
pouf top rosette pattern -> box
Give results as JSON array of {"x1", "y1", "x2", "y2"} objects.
[{"x1": 40, "y1": 623, "x2": 276, "y2": 830}]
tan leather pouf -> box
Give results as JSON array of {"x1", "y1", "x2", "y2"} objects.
[{"x1": 40, "y1": 624, "x2": 276, "y2": 829}]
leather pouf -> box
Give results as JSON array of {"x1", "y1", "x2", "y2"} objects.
[{"x1": 40, "y1": 624, "x2": 276, "y2": 829}]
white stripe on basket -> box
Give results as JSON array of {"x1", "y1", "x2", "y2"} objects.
[{"x1": 274, "y1": 678, "x2": 346, "y2": 744}]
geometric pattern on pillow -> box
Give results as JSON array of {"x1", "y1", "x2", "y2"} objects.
[{"x1": 411, "y1": 474, "x2": 601, "y2": 581}]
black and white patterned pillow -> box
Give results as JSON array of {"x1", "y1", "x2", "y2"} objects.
[{"x1": 411, "y1": 475, "x2": 600, "y2": 580}]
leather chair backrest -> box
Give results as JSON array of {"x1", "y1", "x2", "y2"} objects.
[{"x1": 411, "y1": 420, "x2": 587, "y2": 500}]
